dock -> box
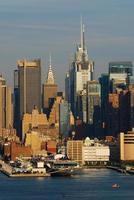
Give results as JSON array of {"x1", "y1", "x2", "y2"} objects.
[
  {"x1": 0, "y1": 160, "x2": 50, "y2": 177},
  {"x1": 9, "y1": 173, "x2": 50, "y2": 178}
]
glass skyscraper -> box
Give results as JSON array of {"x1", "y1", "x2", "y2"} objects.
[
  {"x1": 18, "y1": 59, "x2": 41, "y2": 117},
  {"x1": 109, "y1": 61, "x2": 133, "y2": 91}
]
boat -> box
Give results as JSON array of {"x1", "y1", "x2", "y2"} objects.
[
  {"x1": 127, "y1": 169, "x2": 134, "y2": 175},
  {"x1": 112, "y1": 184, "x2": 120, "y2": 188},
  {"x1": 45, "y1": 159, "x2": 79, "y2": 177}
]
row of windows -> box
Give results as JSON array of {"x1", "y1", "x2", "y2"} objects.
[
  {"x1": 124, "y1": 142, "x2": 134, "y2": 144},
  {"x1": 124, "y1": 139, "x2": 134, "y2": 141}
]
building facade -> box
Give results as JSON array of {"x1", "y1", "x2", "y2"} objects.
[
  {"x1": 42, "y1": 57, "x2": 58, "y2": 111},
  {"x1": 120, "y1": 131, "x2": 134, "y2": 161},
  {"x1": 82, "y1": 137, "x2": 110, "y2": 165},
  {"x1": 129, "y1": 85, "x2": 134, "y2": 129},
  {"x1": 59, "y1": 101, "x2": 71, "y2": 138},
  {"x1": 22, "y1": 107, "x2": 48, "y2": 140},
  {"x1": 65, "y1": 72, "x2": 70, "y2": 102},
  {"x1": 67, "y1": 20, "x2": 94, "y2": 119},
  {"x1": 67, "y1": 140, "x2": 83, "y2": 164},
  {"x1": 109, "y1": 61, "x2": 133, "y2": 92},
  {"x1": 99, "y1": 74, "x2": 110, "y2": 135},
  {"x1": 0, "y1": 75, "x2": 13, "y2": 135},
  {"x1": 108, "y1": 93, "x2": 120, "y2": 137},
  {"x1": 14, "y1": 59, "x2": 41, "y2": 139},
  {"x1": 67, "y1": 138, "x2": 110, "y2": 165},
  {"x1": 87, "y1": 80, "x2": 101, "y2": 124},
  {"x1": 16, "y1": 59, "x2": 41, "y2": 119}
]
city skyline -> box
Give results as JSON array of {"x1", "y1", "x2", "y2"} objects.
[
  {"x1": 1, "y1": 1, "x2": 134, "y2": 190},
  {"x1": 0, "y1": 0, "x2": 134, "y2": 90}
]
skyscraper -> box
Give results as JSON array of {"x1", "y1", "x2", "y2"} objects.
[
  {"x1": 87, "y1": 80, "x2": 101, "y2": 124},
  {"x1": 17, "y1": 59, "x2": 41, "y2": 119},
  {"x1": 14, "y1": 69, "x2": 19, "y2": 131},
  {"x1": 65, "y1": 72, "x2": 70, "y2": 102},
  {"x1": 0, "y1": 75, "x2": 13, "y2": 134},
  {"x1": 99, "y1": 73, "x2": 110, "y2": 135},
  {"x1": 67, "y1": 19, "x2": 94, "y2": 119},
  {"x1": 108, "y1": 93, "x2": 120, "y2": 137},
  {"x1": 77, "y1": 90, "x2": 87, "y2": 123},
  {"x1": 109, "y1": 61, "x2": 133, "y2": 91},
  {"x1": 42, "y1": 56, "x2": 58, "y2": 112},
  {"x1": 59, "y1": 101, "x2": 71, "y2": 138},
  {"x1": 129, "y1": 85, "x2": 134, "y2": 129},
  {"x1": 14, "y1": 59, "x2": 41, "y2": 139},
  {"x1": 119, "y1": 90, "x2": 130, "y2": 132}
]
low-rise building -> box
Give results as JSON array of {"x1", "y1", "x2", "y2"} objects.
[
  {"x1": 82, "y1": 137, "x2": 110, "y2": 165},
  {"x1": 25, "y1": 131, "x2": 42, "y2": 154},
  {"x1": 4, "y1": 142, "x2": 32, "y2": 161},
  {"x1": 120, "y1": 131, "x2": 134, "y2": 161},
  {"x1": 67, "y1": 138, "x2": 110, "y2": 166},
  {"x1": 67, "y1": 140, "x2": 83, "y2": 165}
]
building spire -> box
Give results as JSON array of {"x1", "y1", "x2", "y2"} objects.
[
  {"x1": 80, "y1": 16, "x2": 85, "y2": 51},
  {"x1": 46, "y1": 54, "x2": 55, "y2": 85},
  {"x1": 49, "y1": 53, "x2": 52, "y2": 69},
  {"x1": 75, "y1": 17, "x2": 89, "y2": 62}
]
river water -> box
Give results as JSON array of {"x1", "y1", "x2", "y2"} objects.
[{"x1": 0, "y1": 168, "x2": 134, "y2": 200}]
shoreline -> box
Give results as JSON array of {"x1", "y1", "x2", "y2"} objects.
[
  {"x1": 0, "y1": 165, "x2": 128, "y2": 178},
  {"x1": 0, "y1": 169, "x2": 50, "y2": 177},
  {"x1": 1, "y1": 159, "x2": 133, "y2": 177}
]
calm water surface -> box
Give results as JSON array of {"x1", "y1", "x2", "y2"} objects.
[{"x1": 0, "y1": 169, "x2": 134, "y2": 200}]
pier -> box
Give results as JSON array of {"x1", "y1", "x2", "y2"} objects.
[{"x1": 0, "y1": 160, "x2": 50, "y2": 177}]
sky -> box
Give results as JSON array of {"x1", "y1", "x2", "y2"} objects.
[{"x1": 0, "y1": 0, "x2": 134, "y2": 90}]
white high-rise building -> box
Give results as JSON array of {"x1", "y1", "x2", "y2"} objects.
[{"x1": 67, "y1": 19, "x2": 94, "y2": 119}]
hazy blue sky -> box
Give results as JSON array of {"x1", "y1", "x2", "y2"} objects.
[{"x1": 0, "y1": 0, "x2": 134, "y2": 90}]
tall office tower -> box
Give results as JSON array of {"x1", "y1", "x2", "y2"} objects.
[
  {"x1": 108, "y1": 93, "x2": 120, "y2": 137},
  {"x1": 77, "y1": 90, "x2": 87, "y2": 123},
  {"x1": 14, "y1": 59, "x2": 41, "y2": 139},
  {"x1": 129, "y1": 85, "x2": 134, "y2": 129},
  {"x1": 16, "y1": 59, "x2": 41, "y2": 119},
  {"x1": 68, "y1": 19, "x2": 94, "y2": 119},
  {"x1": 119, "y1": 90, "x2": 130, "y2": 132},
  {"x1": 14, "y1": 69, "x2": 19, "y2": 131},
  {"x1": 0, "y1": 75, "x2": 13, "y2": 134},
  {"x1": 128, "y1": 76, "x2": 134, "y2": 85},
  {"x1": 107, "y1": 89, "x2": 131, "y2": 137},
  {"x1": 59, "y1": 101, "x2": 72, "y2": 138},
  {"x1": 109, "y1": 61, "x2": 133, "y2": 92},
  {"x1": 87, "y1": 80, "x2": 101, "y2": 125},
  {"x1": 42, "y1": 57, "x2": 58, "y2": 112},
  {"x1": 65, "y1": 72, "x2": 70, "y2": 102},
  {"x1": 99, "y1": 74, "x2": 110, "y2": 135}
]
